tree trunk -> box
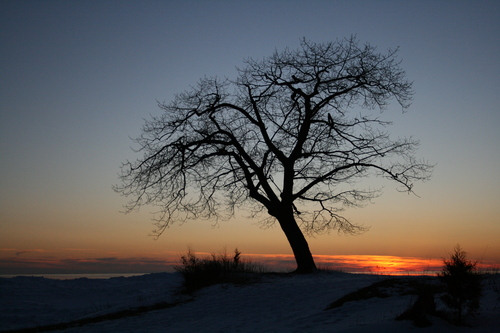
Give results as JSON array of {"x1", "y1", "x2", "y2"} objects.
[{"x1": 276, "y1": 209, "x2": 317, "y2": 273}]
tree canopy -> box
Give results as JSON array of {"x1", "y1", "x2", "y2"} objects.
[{"x1": 115, "y1": 37, "x2": 433, "y2": 273}]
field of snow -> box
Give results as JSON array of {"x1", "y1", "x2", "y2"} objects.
[{"x1": 1, "y1": 272, "x2": 499, "y2": 332}]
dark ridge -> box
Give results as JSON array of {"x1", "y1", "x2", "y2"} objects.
[{"x1": 1, "y1": 299, "x2": 192, "y2": 333}]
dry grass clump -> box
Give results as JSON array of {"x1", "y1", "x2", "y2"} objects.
[{"x1": 175, "y1": 248, "x2": 267, "y2": 293}]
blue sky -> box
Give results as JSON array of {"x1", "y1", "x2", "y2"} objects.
[{"x1": 1, "y1": 0, "x2": 499, "y2": 273}]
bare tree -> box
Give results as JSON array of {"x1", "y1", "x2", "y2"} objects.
[{"x1": 115, "y1": 37, "x2": 433, "y2": 273}]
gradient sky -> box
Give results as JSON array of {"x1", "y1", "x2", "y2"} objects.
[{"x1": 1, "y1": 0, "x2": 499, "y2": 274}]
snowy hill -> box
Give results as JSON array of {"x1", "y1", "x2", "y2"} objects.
[{"x1": 1, "y1": 272, "x2": 499, "y2": 332}]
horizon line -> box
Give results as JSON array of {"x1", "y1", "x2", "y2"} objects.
[{"x1": 1, "y1": 253, "x2": 498, "y2": 275}]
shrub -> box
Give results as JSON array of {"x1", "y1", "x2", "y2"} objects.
[
  {"x1": 438, "y1": 245, "x2": 482, "y2": 325},
  {"x1": 174, "y1": 248, "x2": 266, "y2": 293}
]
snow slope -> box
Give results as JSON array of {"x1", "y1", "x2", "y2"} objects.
[{"x1": 1, "y1": 272, "x2": 499, "y2": 332}]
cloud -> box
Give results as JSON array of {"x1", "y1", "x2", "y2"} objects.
[
  {"x1": 0, "y1": 256, "x2": 179, "y2": 274},
  {"x1": 15, "y1": 249, "x2": 48, "y2": 256}
]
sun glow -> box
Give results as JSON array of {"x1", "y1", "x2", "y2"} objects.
[
  {"x1": 244, "y1": 254, "x2": 444, "y2": 275},
  {"x1": 2, "y1": 248, "x2": 498, "y2": 275}
]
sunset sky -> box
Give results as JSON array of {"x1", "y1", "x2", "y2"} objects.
[{"x1": 1, "y1": 0, "x2": 499, "y2": 274}]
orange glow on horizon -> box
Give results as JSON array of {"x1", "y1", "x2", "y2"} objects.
[
  {"x1": 1, "y1": 249, "x2": 498, "y2": 275},
  {"x1": 241, "y1": 254, "x2": 446, "y2": 274},
  {"x1": 243, "y1": 254, "x2": 499, "y2": 275}
]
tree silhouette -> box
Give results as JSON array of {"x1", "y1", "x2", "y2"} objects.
[
  {"x1": 438, "y1": 245, "x2": 482, "y2": 324},
  {"x1": 115, "y1": 37, "x2": 433, "y2": 273}
]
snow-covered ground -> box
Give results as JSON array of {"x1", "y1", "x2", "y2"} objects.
[{"x1": 1, "y1": 272, "x2": 499, "y2": 332}]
